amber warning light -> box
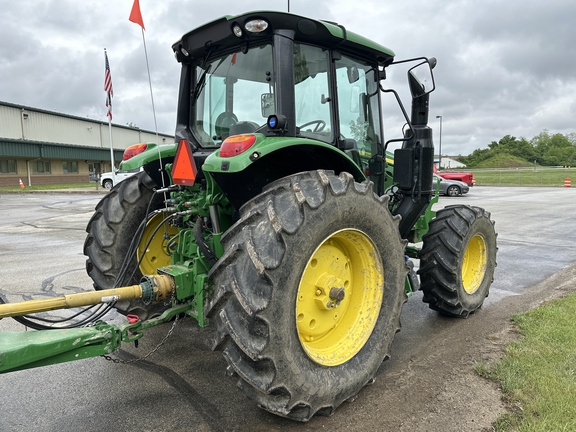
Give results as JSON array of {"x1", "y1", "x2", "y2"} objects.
[{"x1": 172, "y1": 139, "x2": 197, "y2": 186}]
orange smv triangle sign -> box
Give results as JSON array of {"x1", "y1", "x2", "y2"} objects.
[{"x1": 172, "y1": 139, "x2": 197, "y2": 186}]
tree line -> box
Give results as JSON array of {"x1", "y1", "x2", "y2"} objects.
[{"x1": 459, "y1": 131, "x2": 576, "y2": 167}]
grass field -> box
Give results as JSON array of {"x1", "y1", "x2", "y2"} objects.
[
  {"x1": 477, "y1": 294, "x2": 576, "y2": 431},
  {"x1": 0, "y1": 182, "x2": 97, "y2": 192},
  {"x1": 464, "y1": 167, "x2": 574, "y2": 186}
]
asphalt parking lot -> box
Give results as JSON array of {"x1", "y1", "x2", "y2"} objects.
[{"x1": 1, "y1": 186, "x2": 575, "y2": 431}]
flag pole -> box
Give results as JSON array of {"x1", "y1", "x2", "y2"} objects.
[
  {"x1": 104, "y1": 48, "x2": 116, "y2": 182},
  {"x1": 130, "y1": 0, "x2": 165, "y2": 188},
  {"x1": 139, "y1": 27, "x2": 163, "y2": 185},
  {"x1": 108, "y1": 116, "x2": 115, "y2": 180}
]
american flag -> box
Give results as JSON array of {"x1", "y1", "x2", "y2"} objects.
[{"x1": 104, "y1": 50, "x2": 114, "y2": 120}]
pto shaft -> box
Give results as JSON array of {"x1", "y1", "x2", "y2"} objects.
[{"x1": 0, "y1": 275, "x2": 173, "y2": 319}]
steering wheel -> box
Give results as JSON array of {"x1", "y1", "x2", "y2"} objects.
[{"x1": 299, "y1": 120, "x2": 326, "y2": 133}]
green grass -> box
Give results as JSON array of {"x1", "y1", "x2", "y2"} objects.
[
  {"x1": 0, "y1": 182, "x2": 97, "y2": 191},
  {"x1": 470, "y1": 167, "x2": 574, "y2": 186},
  {"x1": 478, "y1": 294, "x2": 576, "y2": 431}
]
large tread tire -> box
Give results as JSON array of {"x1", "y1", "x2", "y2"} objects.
[
  {"x1": 418, "y1": 205, "x2": 497, "y2": 317},
  {"x1": 206, "y1": 170, "x2": 408, "y2": 421},
  {"x1": 84, "y1": 171, "x2": 166, "y2": 319}
]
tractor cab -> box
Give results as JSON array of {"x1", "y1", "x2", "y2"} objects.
[
  {"x1": 172, "y1": 12, "x2": 399, "y2": 197},
  {"x1": 187, "y1": 42, "x2": 381, "y2": 158}
]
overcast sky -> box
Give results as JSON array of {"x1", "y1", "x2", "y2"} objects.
[{"x1": 1, "y1": 0, "x2": 575, "y2": 156}]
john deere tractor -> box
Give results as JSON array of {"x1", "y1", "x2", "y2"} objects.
[{"x1": 0, "y1": 11, "x2": 497, "y2": 422}]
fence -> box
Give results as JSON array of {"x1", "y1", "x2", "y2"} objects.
[{"x1": 465, "y1": 166, "x2": 573, "y2": 187}]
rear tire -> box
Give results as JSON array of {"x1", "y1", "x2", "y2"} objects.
[
  {"x1": 84, "y1": 171, "x2": 173, "y2": 319},
  {"x1": 102, "y1": 179, "x2": 113, "y2": 189},
  {"x1": 418, "y1": 205, "x2": 497, "y2": 317},
  {"x1": 207, "y1": 170, "x2": 407, "y2": 421}
]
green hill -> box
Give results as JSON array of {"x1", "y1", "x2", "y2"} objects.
[{"x1": 474, "y1": 152, "x2": 532, "y2": 168}]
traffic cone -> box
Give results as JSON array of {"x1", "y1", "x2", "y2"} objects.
[
  {"x1": 564, "y1": 178, "x2": 571, "y2": 188},
  {"x1": 19, "y1": 178, "x2": 24, "y2": 189}
]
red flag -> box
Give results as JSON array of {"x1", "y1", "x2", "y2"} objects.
[
  {"x1": 104, "y1": 50, "x2": 113, "y2": 120},
  {"x1": 129, "y1": 0, "x2": 145, "y2": 30}
]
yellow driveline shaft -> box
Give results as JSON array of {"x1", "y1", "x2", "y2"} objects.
[{"x1": 0, "y1": 275, "x2": 174, "y2": 319}]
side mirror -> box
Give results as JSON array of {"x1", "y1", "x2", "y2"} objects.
[
  {"x1": 408, "y1": 61, "x2": 435, "y2": 98},
  {"x1": 261, "y1": 93, "x2": 275, "y2": 117},
  {"x1": 347, "y1": 66, "x2": 359, "y2": 83}
]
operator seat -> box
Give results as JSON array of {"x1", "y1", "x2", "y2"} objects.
[{"x1": 229, "y1": 121, "x2": 260, "y2": 136}]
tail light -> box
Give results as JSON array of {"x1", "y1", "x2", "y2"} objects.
[
  {"x1": 220, "y1": 134, "x2": 257, "y2": 158},
  {"x1": 123, "y1": 143, "x2": 148, "y2": 161}
]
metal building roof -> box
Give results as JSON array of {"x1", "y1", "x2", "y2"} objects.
[{"x1": 0, "y1": 138, "x2": 123, "y2": 161}]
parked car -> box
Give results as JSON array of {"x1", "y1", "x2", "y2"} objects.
[
  {"x1": 100, "y1": 167, "x2": 143, "y2": 189},
  {"x1": 434, "y1": 174, "x2": 469, "y2": 197},
  {"x1": 433, "y1": 165, "x2": 474, "y2": 186}
]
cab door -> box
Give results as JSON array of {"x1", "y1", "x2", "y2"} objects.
[{"x1": 334, "y1": 54, "x2": 384, "y2": 194}]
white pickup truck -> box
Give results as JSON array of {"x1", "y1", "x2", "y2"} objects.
[{"x1": 100, "y1": 167, "x2": 143, "y2": 189}]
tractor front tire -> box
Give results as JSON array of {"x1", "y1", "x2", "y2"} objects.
[
  {"x1": 84, "y1": 171, "x2": 173, "y2": 319},
  {"x1": 206, "y1": 170, "x2": 408, "y2": 421},
  {"x1": 418, "y1": 205, "x2": 497, "y2": 317}
]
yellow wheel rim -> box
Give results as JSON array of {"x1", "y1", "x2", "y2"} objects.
[
  {"x1": 461, "y1": 234, "x2": 487, "y2": 295},
  {"x1": 296, "y1": 229, "x2": 383, "y2": 366},
  {"x1": 136, "y1": 212, "x2": 178, "y2": 276}
]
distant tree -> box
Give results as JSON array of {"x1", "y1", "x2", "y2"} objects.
[
  {"x1": 531, "y1": 130, "x2": 575, "y2": 166},
  {"x1": 462, "y1": 130, "x2": 575, "y2": 167},
  {"x1": 460, "y1": 148, "x2": 491, "y2": 166}
]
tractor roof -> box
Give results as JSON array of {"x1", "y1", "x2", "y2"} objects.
[{"x1": 172, "y1": 11, "x2": 395, "y2": 66}]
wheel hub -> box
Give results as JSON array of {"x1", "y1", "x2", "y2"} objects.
[
  {"x1": 136, "y1": 212, "x2": 178, "y2": 276},
  {"x1": 313, "y1": 274, "x2": 346, "y2": 310},
  {"x1": 462, "y1": 234, "x2": 487, "y2": 294}
]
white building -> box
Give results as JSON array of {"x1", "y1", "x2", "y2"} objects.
[
  {"x1": 0, "y1": 101, "x2": 174, "y2": 187},
  {"x1": 436, "y1": 155, "x2": 467, "y2": 170}
]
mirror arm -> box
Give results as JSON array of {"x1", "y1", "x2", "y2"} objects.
[
  {"x1": 411, "y1": 92, "x2": 430, "y2": 126},
  {"x1": 380, "y1": 86, "x2": 415, "y2": 152}
]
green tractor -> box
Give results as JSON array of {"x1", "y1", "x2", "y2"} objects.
[{"x1": 0, "y1": 11, "x2": 497, "y2": 422}]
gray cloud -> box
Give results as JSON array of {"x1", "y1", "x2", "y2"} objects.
[{"x1": 1, "y1": 0, "x2": 574, "y2": 156}]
